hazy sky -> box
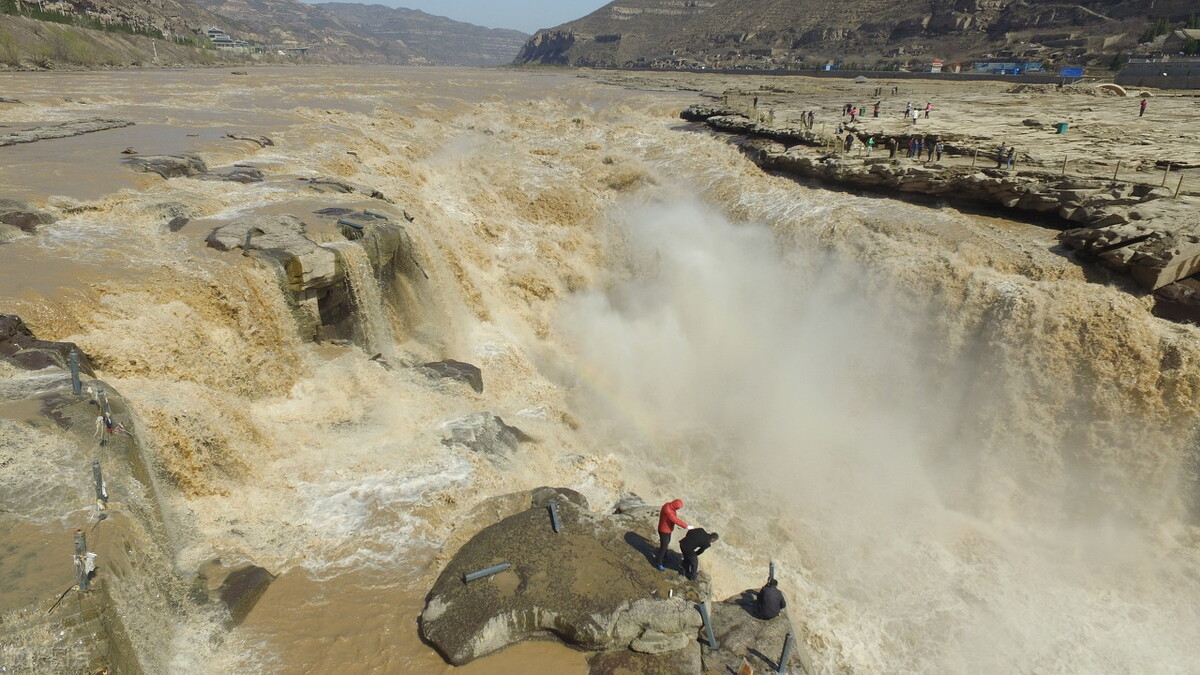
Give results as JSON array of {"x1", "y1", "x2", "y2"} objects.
[{"x1": 308, "y1": 1, "x2": 610, "y2": 34}]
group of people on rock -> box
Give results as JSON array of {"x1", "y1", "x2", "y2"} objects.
[
  {"x1": 654, "y1": 499, "x2": 786, "y2": 620},
  {"x1": 996, "y1": 141, "x2": 1017, "y2": 169}
]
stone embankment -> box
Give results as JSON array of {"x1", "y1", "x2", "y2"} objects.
[
  {"x1": 683, "y1": 105, "x2": 1200, "y2": 323},
  {"x1": 421, "y1": 487, "x2": 811, "y2": 674}
]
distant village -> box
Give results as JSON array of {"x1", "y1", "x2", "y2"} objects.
[
  {"x1": 205, "y1": 27, "x2": 308, "y2": 57},
  {"x1": 633, "y1": 24, "x2": 1200, "y2": 88}
]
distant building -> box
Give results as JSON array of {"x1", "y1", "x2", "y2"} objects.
[
  {"x1": 972, "y1": 61, "x2": 1044, "y2": 75},
  {"x1": 206, "y1": 27, "x2": 252, "y2": 51},
  {"x1": 1119, "y1": 56, "x2": 1200, "y2": 78},
  {"x1": 929, "y1": 59, "x2": 943, "y2": 73}
]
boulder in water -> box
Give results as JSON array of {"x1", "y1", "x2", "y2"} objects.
[
  {"x1": 0, "y1": 199, "x2": 55, "y2": 233},
  {"x1": 441, "y1": 412, "x2": 526, "y2": 461},
  {"x1": 0, "y1": 314, "x2": 93, "y2": 374},
  {"x1": 124, "y1": 154, "x2": 208, "y2": 178},
  {"x1": 703, "y1": 590, "x2": 814, "y2": 675},
  {"x1": 202, "y1": 166, "x2": 266, "y2": 183},
  {"x1": 226, "y1": 133, "x2": 274, "y2": 147},
  {"x1": 420, "y1": 488, "x2": 706, "y2": 665},
  {"x1": 419, "y1": 359, "x2": 484, "y2": 393},
  {"x1": 305, "y1": 176, "x2": 391, "y2": 202}
]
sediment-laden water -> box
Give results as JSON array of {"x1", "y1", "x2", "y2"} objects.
[{"x1": 1, "y1": 66, "x2": 1198, "y2": 673}]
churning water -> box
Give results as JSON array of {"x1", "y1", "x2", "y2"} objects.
[{"x1": 1, "y1": 66, "x2": 1198, "y2": 673}]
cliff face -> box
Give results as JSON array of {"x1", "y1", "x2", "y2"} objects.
[{"x1": 514, "y1": 0, "x2": 1198, "y2": 69}]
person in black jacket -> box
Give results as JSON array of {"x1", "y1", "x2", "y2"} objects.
[
  {"x1": 679, "y1": 529, "x2": 719, "y2": 580},
  {"x1": 757, "y1": 578, "x2": 787, "y2": 619}
]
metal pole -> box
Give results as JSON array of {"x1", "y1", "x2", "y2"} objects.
[
  {"x1": 1176, "y1": 174, "x2": 1185, "y2": 198},
  {"x1": 972, "y1": 148, "x2": 978, "y2": 167},
  {"x1": 1162, "y1": 163, "x2": 1172, "y2": 187},
  {"x1": 777, "y1": 631, "x2": 795, "y2": 674},
  {"x1": 73, "y1": 530, "x2": 90, "y2": 592},
  {"x1": 92, "y1": 460, "x2": 107, "y2": 506},
  {"x1": 97, "y1": 389, "x2": 111, "y2": 417},
  {"x1": 548, "y1": 500, "x2": 561, "y2": 533},
  {"x1": 1061, "y1": 155, "x2": 1068, "y2": 176},
  {"x1": 463, "y1": 563, "x2": 511, "y2": 583},
  {"x1": 242, "y1": 227, "x2": 264, "y2": 256},
  {"x1": 769, "y1": 560, "x2": 776, "y2": 580},
  {"x1": 1112, "y1": 160, "x2": 1120, "y2": 182},
  {"x1": 69, "y1": 348, "x2": 81, "y2": 396},
  {"x1": 697, "y1": 602, "x2": 719, "y2": 649}
]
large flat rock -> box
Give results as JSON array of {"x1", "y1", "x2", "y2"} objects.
[{"x1": 420, "y1": 488, "x2": 706, "y2": 666}]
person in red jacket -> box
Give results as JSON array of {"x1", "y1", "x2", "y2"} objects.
[{"x1": 655, "y1": 499, "x2": 690, "y2": 570}]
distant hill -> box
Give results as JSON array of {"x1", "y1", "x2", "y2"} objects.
[
  {"x1": 0, "y1": 0, "x2": 528, "y2": 68},
  {"x1": 514, "y1": 0, "x2": 1200, "y2": 71},
  {"x1": 189, "y1": 0, "x2": 416, "y2": 63},
  {"x1": 317, "y1": 3, "x2": 528, "y2": 66}
]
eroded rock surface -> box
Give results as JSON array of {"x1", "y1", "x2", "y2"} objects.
[
  {"x1": 421, "y1": 488, "x2": 707, "y2": 666},
  {"x1": 207, "y1": 214, "x2": 339, "y2": 292},
  {"x1": 124, "y1": 153, "x2": 208, "y2": 178},
  {"x1": 0, "y1": 117, "x2": 134, "y2": 146}
]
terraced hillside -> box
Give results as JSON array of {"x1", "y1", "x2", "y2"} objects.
[{"x1": 515, "y1": 0, "x2": 1199, "y2": 70}]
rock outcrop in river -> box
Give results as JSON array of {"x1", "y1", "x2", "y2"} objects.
[
  {"x1": 421, "y1": 487, "x2": 812, "y2": 674},
  {"x1": 683, "y1": 104, "x2": 1200, "y2": 324}
]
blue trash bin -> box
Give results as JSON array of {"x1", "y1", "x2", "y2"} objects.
[{"x1": 1055, "y1": 122, "x2": 1069, "y2": 134}]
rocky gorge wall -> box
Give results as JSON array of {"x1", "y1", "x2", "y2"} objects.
[{"x1": 682, "y1": 104, "x2": 1200, "y2": 323}]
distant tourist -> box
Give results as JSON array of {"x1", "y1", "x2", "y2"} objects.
[
  {"x1": 911, "y1": 109, "x2": 920, "y2": 125},
  {"x1": 926, "y1": 138, "x2": 935, "y2": 161},
  {"x1": 935, "y1": 140, "x2": 944, "y2": 162},
  {"x1": 873, "y1": 101, "x2": 880, "y2": 118},
  {"x1": 1140, "y1": 98, "x2": 1148, "y2": 117},
  {"x1": 850, "y1": 106, "x2": 858, "y2": 122},
  {"x1": 655, "y1": 499, "x2": 691, "y2": 570},
  {"x1": 679, "y1": 528, "x2": 719, "y2": 580},
  {"x1": 924, "y1": 102, "x2": 932, "y2": 118},
  {"x1": 892, "y1": 85, "x2": 899, "y2": 95},
  {"x1": 887, "y1": 137, "x2": 898, "y2": 158},
  {"x1": 1006, "y1": 146, "x2": 1016, "y2": 170},
  {"x1": 845, "y1": 133, "x2": 855, "y2": 151},
  {"x1": 905, "y1": 101, "x2": 912, "y2": 117},
  {"x1": 867, "y1": 136, "x2": 875, "y2": 156},
  {"x1": 757, "y1": 578, "x2": 787, "y2": 620},
  {"x1": 996, "y1": 142, "x2": 1007, "y2": 168}
]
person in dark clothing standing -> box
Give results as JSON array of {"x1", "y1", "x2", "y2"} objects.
[
  {"x1": 757, "y1": 578, "x2": 787, "y2": 619},
  {"x1": 655, "y1": 499, "x2": 690, "y2": 570},
  {"x1": 679, "y1": 529, "x2": 719, "y2": 580}
]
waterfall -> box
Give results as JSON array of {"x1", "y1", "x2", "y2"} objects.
[{"x1": 323, "y1": 240, "x2": 396, "y2": 362}]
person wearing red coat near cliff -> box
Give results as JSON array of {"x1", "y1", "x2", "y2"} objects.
[{"x1": 655, "y1": 499, "x2": 690, "y2": 570}]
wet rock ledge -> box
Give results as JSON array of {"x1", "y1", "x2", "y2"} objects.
[
  {"x1": 421, "y1": 487, "x2": 811, "y2": 674},
  {"x1": 683, "y1": 105, "x2": 1200, "y2": 323}
]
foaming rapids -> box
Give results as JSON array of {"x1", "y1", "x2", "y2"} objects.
[{"x1": 557, "y1": 190, "x2": 1200, "y2": 673}]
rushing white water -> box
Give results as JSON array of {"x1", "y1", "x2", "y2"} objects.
[
  {"x1": 324, "y1": 240, "x2": 397, "y2": 362},
  {"x1": 1, "y1": 67, "x2": 1198, "y2": 673}
]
